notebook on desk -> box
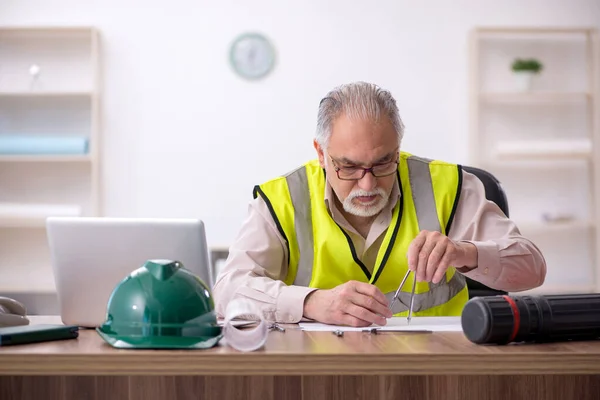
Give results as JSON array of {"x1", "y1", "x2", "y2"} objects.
[{"x1": 46, "y1": 217, "x2": 213, "y2": 328}]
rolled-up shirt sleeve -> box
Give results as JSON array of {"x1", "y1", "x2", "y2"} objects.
[
  {"x1": 212, "y1": 197, "x2": 316, "y2": 323},
  {"x1": 450, "y1": 170, "x2": 547, "y2": 292}
]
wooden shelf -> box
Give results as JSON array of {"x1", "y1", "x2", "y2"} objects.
[
  {"x1": 0, "y1": 26, "x2": 100, "y2": 304},
  {"x1": 0, "y1": 26, "x2": 96, "y2": 34},
  {"x1": 480, "y1": 92, "x2": 590, "y2": 104},
  {"x1": 517, "y1": 220, "x2": 595, "y2": 234},
  {"x1": 492, "y1": 153, "x2": 591, "y2": 161},
  {"x1": 511, "y1": 283, "x2": 597, "y2": 296},
  {"x1": 492, "y1": 152, "x2": 591, "y2": 161},
  {"x1": 0, "y1": 91, "x2": 93, "y2": 98},
  {"x1": 492, "y1": 139, "x2": 592, "y2": 160},
  {"x1": 0, "y1": 203, "x2": 81, "y2": 228},
  {"x1": 470, "y1": 27, "x2": 600, "y2": 293},
  {"x1": 475, "y1": 27, "x2": 596, "y2": 35},
  {"x1": 0, "y1": 155, "x2": 91, "y2": 163},
  {"x1": 481, "y1": 159, "x2": 589, "y2": 171}
]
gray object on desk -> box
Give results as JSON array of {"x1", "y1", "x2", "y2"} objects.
[{"x1": 0, "y1": 296, "x2": 29, "y2": 327}]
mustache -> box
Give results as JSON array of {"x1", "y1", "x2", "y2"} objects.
[{"x1": 346, "y1": 188, "x2": 386, "y2": 200}]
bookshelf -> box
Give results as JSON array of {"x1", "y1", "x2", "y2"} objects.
[
  {"x1": 0, "y1": 27, "x2": 101, "y2": 302},
  {"x1": 469, "y1": 27, "x2": 599, "y2": 295}
]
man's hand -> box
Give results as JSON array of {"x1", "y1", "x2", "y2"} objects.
[
  {"x1": 303, "y1": 281, "x2": 393, "y2": 327},
  {"x1": 407, "y1": 230, "x2": 478, "y2": 284}
]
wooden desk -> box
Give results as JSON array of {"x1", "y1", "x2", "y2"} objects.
[{"x1": 1, "y1": 320, "x2": 599, "y2": 400}]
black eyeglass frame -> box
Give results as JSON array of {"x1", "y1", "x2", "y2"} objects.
[{"x1": 329, "y1": 155, "x2": 400, "y2": 181}]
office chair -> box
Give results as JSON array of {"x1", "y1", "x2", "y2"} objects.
[{"x1": 461, "y1": 165, "x2": 510, "y2": 299}]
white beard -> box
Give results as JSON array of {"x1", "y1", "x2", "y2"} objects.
[{"x1": 342, "y1": 187, "x2": 388, "y2": 217}]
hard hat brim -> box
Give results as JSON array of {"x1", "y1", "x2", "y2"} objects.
[{"x1": 96, "y1": 328, "x2": 223, "y2": 349}]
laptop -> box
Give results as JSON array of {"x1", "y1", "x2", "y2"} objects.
[{"x1": 46, "y1": 217, "x2": 213, "y2": 328}]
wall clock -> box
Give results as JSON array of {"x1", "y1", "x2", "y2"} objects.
[{"x1": 229, "y1": 32, "x2": 276, "y2": 80}]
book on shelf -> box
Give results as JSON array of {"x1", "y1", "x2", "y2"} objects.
[{"x1": 0, "y1": 135, "x2": 89, "y2": 155}]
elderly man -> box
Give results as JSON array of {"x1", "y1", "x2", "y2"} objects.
[{"x1": 213, "y1": 81, "x2": 546, "y2": 327}]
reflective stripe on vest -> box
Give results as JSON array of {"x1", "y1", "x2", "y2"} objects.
[
  {"x1": 285, "y1": 155, "x2": 466, "y2": 314},
  {"x1": 285, "y1": 167, "x2": 314, "y2": 288}
]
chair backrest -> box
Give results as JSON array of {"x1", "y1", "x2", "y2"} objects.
[
  {"x1": 461, "y1": 166, "x2": 509, "y2": 299},
  {"x1": 462, "y1": 166, "x2": 510, "y2": 218}
]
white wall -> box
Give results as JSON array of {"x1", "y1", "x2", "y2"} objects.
[{"x1": 1, "y1": 0, "x2": 599, "y2": 247}]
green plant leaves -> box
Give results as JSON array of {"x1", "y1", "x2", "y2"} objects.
[{"x1": 511, "y1": 58, "x2": 543, "y2": 73}]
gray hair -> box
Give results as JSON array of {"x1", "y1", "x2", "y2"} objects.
[{"x1": 315, "y1": 82, "x2": 405, "y2": 149}]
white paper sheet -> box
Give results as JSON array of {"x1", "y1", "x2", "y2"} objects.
[{"x1": 299, "y1": 316, "x2": 463, "y2": 332}]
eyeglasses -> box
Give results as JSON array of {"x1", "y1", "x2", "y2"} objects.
[{"x1": 329, "y1": 155, "x2": 399, "y2": 181}]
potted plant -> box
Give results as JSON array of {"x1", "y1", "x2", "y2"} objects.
[{"x1": 511, "y1": 58, "x2": 543, "y2": 92}]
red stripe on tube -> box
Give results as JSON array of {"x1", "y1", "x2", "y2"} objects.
[{"x1": 502, "y1": 295, "x2": 520, "y2": 343}]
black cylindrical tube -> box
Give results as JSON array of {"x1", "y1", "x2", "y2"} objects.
[{"x1": 461, "y1": 293, "x2": 600, "y2": 345}]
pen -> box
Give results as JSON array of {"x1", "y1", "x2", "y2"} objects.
[{"x1": 362, "y1": 328, "x2": 432, "y2": 334}]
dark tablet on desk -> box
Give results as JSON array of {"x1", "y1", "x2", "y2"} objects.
[{"x1": 0, "y1": 324, "x2": 79, "y2": 346}]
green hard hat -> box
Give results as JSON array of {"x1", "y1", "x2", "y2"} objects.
[{"x1": 96, "y1": 259, "x2": 222, "y2": 349}]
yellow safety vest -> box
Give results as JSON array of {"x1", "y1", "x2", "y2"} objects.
[{"x1": 253, "y1": 151, "x2": 469, "y2": 316}]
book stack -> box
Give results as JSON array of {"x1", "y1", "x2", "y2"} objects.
[{"x1": 0, "y1": 135, "x2": 89, "y2": 155}]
